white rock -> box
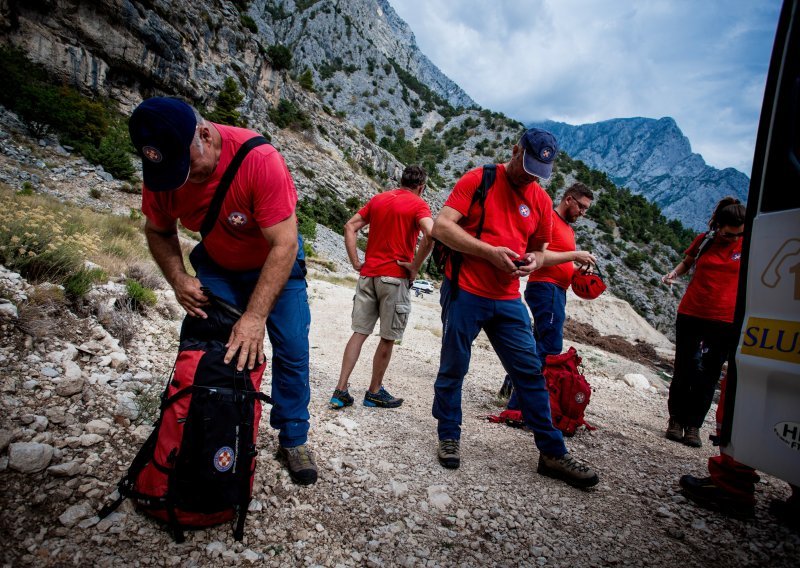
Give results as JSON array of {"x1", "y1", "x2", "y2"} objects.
[
  {"x1": 85, "y1": 419, "x2": 111, "y2": 435},
  {"x1": 59, "y1": 502, "x2": 94, "y2": 527},
  {"x1": 206, "y1": 541, "x2": 227, "y2": 557},
  {"x1": 335, "y1": 416, "x2": 359, "y2": 432},
  {"x1": 8, "y1": 442, "x2": 54, "y2": 472},
  {"x1": 0, "y1": 301, "x2": 18, "y2": 318},
  {"x1": 62, "y1": 360, "x2": 82, "y2": 381},
  {"x1": 427, "y1": 485, "x2": 452, "y2": 510},
  {"x1": 97, "y1": 512, "x2": 125, "y2": 532},
  {"x1": 132, "y1": 424, "x2": 153, "y2": 443},
  {"x1": 40, "y1": 366, "x2": 60, "y2": 378},
  {"x1": 55, "y1": 377, "x2": 84, "y2": 397},
  {"x1": 79, "y1": 433, "x2": 104, "y2": 447},
  {"x1": 622, "y1": 373, "x2": 651, "y2": 390},
  {"x1": 47, "y1": 460, "x2": 83, "y2": 477},
  {"x1": 390, "y1": 479, "x2": 408, "y2": 497},
  {"x1": 241, "y1": 549, "x2": 262, "y2": 563}
]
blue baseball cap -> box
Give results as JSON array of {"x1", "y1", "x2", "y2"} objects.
[
  {"x1": 520, "y1": 128, "x2": 558, "y2": 180},
  {"x1": 129, "y1": 97, "x2": 197, "y2": 192}
]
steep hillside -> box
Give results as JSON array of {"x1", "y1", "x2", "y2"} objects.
[
  {"x1": 533, "y1": 118, "x2": 750, "y2": 231},
  {"x1": 0, "y1": 0, "x2": 701, "y2": 337}
]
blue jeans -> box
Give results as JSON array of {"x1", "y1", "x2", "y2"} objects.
[
  {"x1": 507, "y1": 282, "x2": 567, "y2": 409},
  {"x1": 189, "y1": 238, "x2": 311, "y2": 448},
  {"x1": 433, "y1": 279, "x2": 566, "y2": 457}
]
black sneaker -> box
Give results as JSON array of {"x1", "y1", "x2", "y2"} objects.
[
  {"x1": 683, "y1": 426, "x2": 702, "y2": 447},
  {"x1": 679, "y1": 475, "x2": 754, "y2": 519},
  {"x1": 277, "y1": 444, "x2": 318, "y2": 486},
  {"x1": 363, "y1": 386, "x2": 404, "y2": 408},
  {"x1": 329, "y1": 389, "x2": 354, "y2": 409},
  {"x1": 665, "y1": 418, "x2": 684, "y2": 442},
  {"x1": 538, "y1": 452, "x2": 599, "y2": 489},
  {"x1": 437, "y1": 439, "x2": 460, "y2": 469}
]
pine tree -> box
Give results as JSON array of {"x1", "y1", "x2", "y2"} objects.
[{"x1": 206, "y1": 77, "x2": 244, "y2": 126}]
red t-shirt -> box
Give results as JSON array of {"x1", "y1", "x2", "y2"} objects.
[
  {"x1": 358, "y1": 189, "x2": 432, "y2": 278},
  {"x1": 444, "y1": 165, "x2": 552, "y2": 300},
  {"x1": 141, "y1": 124, "x2": 297, "y2": 271},
  {"x1": 678, "y1": 232, "x2": 742, "y2": 323},
  {"x1": 529, "y1": 210, "x2": 575, "y2": 290}
]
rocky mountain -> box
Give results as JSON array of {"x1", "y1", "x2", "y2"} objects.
[{"x1": 531, "y1": 118, "x2": 750, "y2": 231}]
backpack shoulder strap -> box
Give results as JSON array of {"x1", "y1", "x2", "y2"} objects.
[
  {"x1": 472, "y1": 164, "x2": 496, "y2": 240},
  {"x1": 200, "y1": 136, "x2": 270, "y2": 238}
]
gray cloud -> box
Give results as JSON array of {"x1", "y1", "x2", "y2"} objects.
[{"x1": 389, "y1": 0, "x2": 782, "y2": 175}]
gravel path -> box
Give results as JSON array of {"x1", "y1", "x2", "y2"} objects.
[{"x1": 3, "y1": 270, "x2": 796, "y2": 567}]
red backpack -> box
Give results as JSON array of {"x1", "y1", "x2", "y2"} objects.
[
  {"x1": 544, "y1": 347, "x2": 595, "y2": 436},
  {"x1": 489, "y1": 347, "x2": 595, "y2": 436},
  {"x1": 100, "y1": 296, "x2": 270, "y2": 543}
]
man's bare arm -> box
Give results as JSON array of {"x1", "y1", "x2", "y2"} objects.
[
  {"x1": 397, "y1": 216, "x2": 434, "y2": 281},
  {"x1": 224, "y1": 215, "x2": 299, "y2": 371},
  {"x1": 343, "y1": 213, "x2": 368, "y2": 271},
  {"x1": 541, "y1": 249, "x2": 597, "y2": 268},
  {"x1": 144, "y1": 218, "x2": 209, "y2": 318}
]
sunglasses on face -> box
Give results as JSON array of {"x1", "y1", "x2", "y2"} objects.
[
  {"x1": 719, "y1": 230, "x2": 745, "y2": 238},
  {"x1": 569, "y1": 196, "x2": 590, "y2": 213}
]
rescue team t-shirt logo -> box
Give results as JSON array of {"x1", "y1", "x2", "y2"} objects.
[
  {"x1": 518, "y1": 204, "x2": 531, "y2": 218},
  {"x1": 227, "y1": 211, "x2": 248, "y2": 227},
  {"x1": 213, "y1": 446, "x2": 234, "y2": 472},
  {"x1": 142, "y1": 146, "x2": 162, "y2": 163},
  {"x1": 732, "y1": 252, "x2": 741, "y2": 261}
]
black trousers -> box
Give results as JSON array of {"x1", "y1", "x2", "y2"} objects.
[{"x1": 667, "y1": 313, "x2": 739, "y2": 428}]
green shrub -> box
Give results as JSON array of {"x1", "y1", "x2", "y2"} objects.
[
  {"x1": 267, "y1": 44, "x2": 292, "y2": 71},
  {"x1": 269, "y1": 99, "x2": 310, "y2": 130},
  {"x1": 206, "y1": 77, "x2": 245, "y2": 127},
  {"x1": 126, "y1": 279, "x2": 157, "y2": 310},
  {"x1": 64, "y1": 267, "x2": 106, "y2": 298},
  {"x1": 299, "y1": 68, "x2": 314, "y2": 91},
  {"x1": 240, "y1": 14, "x2": 257, "y2": 32},
  {"x1": 17, "y1": 181, "x2": 34, "y2": 196},
  {"x1": 89, "y1": 187, "x2": 102, "y2": 199},
  {"x1": 363, "y1": 122, "x2": 376, "y2": 142},
  {"x1": 623, "y1": 250, "x2": 648, "y2": 270},
  {"x1": 297, "y1": 210, "x2": 317, "y2": 240}
]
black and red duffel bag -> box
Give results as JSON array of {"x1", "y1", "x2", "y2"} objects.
[{"x1": 100, "y1": 295, "x2": 270, "y2": 542}]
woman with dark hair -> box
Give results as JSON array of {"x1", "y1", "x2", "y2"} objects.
[{"x1": 661, "y1": 196, "x2": 747, "y2": 447}]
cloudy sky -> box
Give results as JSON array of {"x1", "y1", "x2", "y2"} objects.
[{"x1": 387, "y1": 0, "x2": 783, "y2": 176}]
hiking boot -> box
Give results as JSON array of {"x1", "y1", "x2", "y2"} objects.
[
  {"x1": 277, "y1": 444, "x2": 318, "y2": 486},
  {"x1": 679, "y1": 475, "x2": 755, "y2": 519},
  {"x1": 665, "y1": 418, "x2": 684, "y2": 442},
  {"x1": 683, "y1": 426, "x2": 702, "y2": 447},
  {"x1": 437, "y1": 439, "x2": 460, "y2": 469},
  {"x1": 363, "y1": 386, "x2": 404, "y2": 408},
  {"x1": 329, "y1": 388, "x2": 354, "y2": 409},
  {"x1": 538, "y1": 452, "x2": 599, "y2": 489}
]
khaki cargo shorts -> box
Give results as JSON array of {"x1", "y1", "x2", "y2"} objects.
[{"x1": 351, "y1": 276, "x2": 412, "y2": 341}]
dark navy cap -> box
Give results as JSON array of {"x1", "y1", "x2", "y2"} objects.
[
  {"x1": 129, "y1": 97, "x2": 197, "y2": 192},
  {"x1": 519, "y1": 128, "x2": 558, "y2": 180}
]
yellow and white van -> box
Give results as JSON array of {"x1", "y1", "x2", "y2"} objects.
[{"x1": 724, "y1": 0, "x2": 800, "y2": 486}]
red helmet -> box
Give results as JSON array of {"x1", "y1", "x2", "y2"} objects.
[{"x1": 571, "y1": 264, "x2": 607, "y2": 300}]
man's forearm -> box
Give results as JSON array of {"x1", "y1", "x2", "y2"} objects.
[
  {"x1": 245, "y1": 241, "x2": 297, "y2": 319},
  {"x1": 145, "y1": 226, "x2": 188, "y2": 286},
  {"x1": 432, "y1": 218, "x2": 493, "y2": 260},
  {"x1": 542, "y1": 250, "x2": 577, "y2": 268},
  {"x1": 344, "y1": 226, "x2": 361, "y2": 268},
  {"x1": 411, "y1": 235, "x2": 435, "y2": 271}
]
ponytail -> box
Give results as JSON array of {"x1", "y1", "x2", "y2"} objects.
[{"x1": 709, "y1": 196, "x2": 742, "y2": 230}]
